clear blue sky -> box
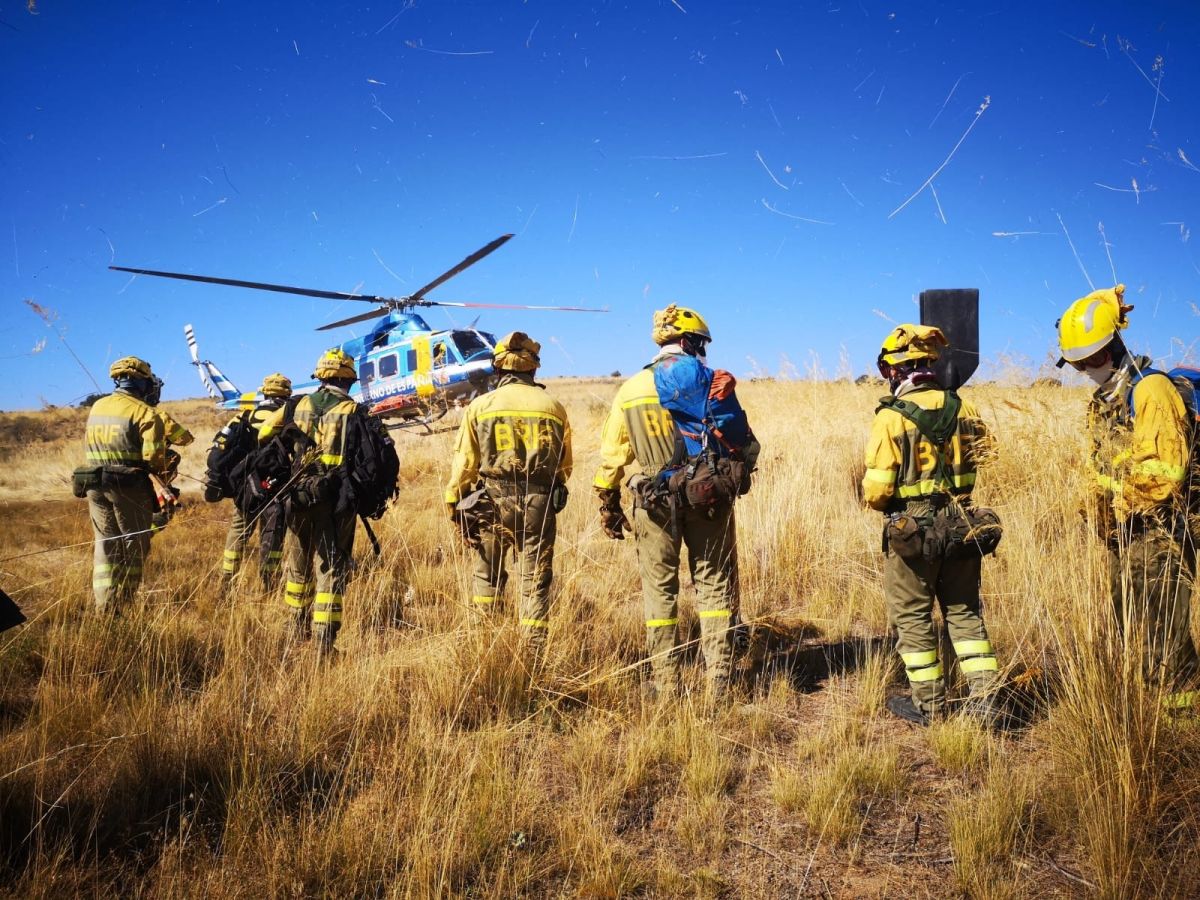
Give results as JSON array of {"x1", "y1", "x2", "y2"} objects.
[{"x1": 2, "y1": 1, "x2": 1199, "y2": 408}]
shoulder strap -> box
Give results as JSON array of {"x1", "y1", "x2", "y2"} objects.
[
  {"x1": 877, "y1": 390, "x2": 961, "y2": 445},
  {"x1": 1126, "y1": 368, "x2": 1161, "y2": 417}
]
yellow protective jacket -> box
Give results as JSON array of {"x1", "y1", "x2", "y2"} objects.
[
  {"x1": 444, "y1": 376, "x2": 572, "y2": 503},
  {"x1": 84, "y1": 390, "x2": 167, "y2": 473},
  {"x1": 1091, "y1": 371, "x2": 1189, "y2": 517},
  {"x1": 862, "y1": 383, "x2": 988, "y2": 512},
  {"x1": 259, "y1": 387, "x2": 358, "y2": 470},
  {"x1": 593, "y1": 365, "x2": 679, "y2": 491},
  {"x1": 157, "y1": 409, "x2": 194, "y2": 447}
]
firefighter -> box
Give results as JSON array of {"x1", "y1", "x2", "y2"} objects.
[
  {"x1": 444, "y1": 332, "x2": 572, "y2": 654},
  {"x1": 148, "y1": 377, "x2": 192, "y2": 534},
  {"x1": 214, "y1": 373, "x2": 293, "y2": 590},
  {"x1": 593, "y1": 306, "x2": 752, "y2": 702},
  {"x1": 863, "y1": 324, "x2": 1000, "y2": 726},
  {"x1": 78, "y1": 357, "x2": 174, "y2": 615},
  {"x1": 259, "y1": 351, "x2": 359, "y2": 654},
  {"x1": 1058, "y1": 285, "x2": 1200, "y2": 711}
]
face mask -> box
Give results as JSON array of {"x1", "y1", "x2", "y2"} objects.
[{"x1": 1083, "y1": 362, "x2": 1114, "y2": 386}]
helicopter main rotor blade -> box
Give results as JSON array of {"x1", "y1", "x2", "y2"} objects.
[
  {"x1": 109, "y1": 265, "x2": 389, "y2": 304},
  {"x1": 409, "y1": 234, "x2": 514, "y2": 302},
  {"x1": 423, "y1": 299, "x2": 609, "y2": 313},
  {"x1": 317, "y1": 305, "x2": 393, "y2": 331}
]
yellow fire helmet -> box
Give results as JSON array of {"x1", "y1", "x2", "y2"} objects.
[
  {"x1": 260, "y1": 372, "x2": 293, "y2": 398},
  {"x1": 652, "y1": 304, "x2": 712, "y2": 346},
  {"x1": 1057, "y1": 284, "x2": 1132, "y2": 364},
  {"x1": 312, "y1": 348, "x2": 357, "y2": 381},
  {"x1": 492, "y1": 331, "x2": 541, "y2": 372},
  {"x1": 109, "y1": 355, "x2": 153, "y2": 380},
  {"x1": 878, "y1": 324, "x2": 949, "y2": 367}
]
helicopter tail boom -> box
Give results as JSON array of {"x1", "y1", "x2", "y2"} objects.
[{"x1": 185, "y1": 324, "x2": 250, "y2": 408}]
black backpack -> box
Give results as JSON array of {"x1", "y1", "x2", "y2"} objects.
[
  {"x1": 205, "y1": 410, "x2": 255, "y2": 501},
  {"x1": 234, "y1": 398, "x2": 306, "y2": 515},
  {"x1": 336, "y1": 407, "x2": 400, "y2": 519}
]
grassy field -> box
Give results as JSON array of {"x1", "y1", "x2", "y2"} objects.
[{"x1": 1, "y1": 379, "x2": 1198, "y2": 898}]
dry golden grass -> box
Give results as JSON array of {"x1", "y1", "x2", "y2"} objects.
[{"x1": 1, "y1": 379, "x2": 1198, "y2": 897}]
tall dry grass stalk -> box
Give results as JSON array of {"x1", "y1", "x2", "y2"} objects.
[{"x1": 0, "y1": 380, "x2": 1198, "y2": 895}]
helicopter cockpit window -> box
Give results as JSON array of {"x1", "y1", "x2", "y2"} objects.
[
  {"x1": 360, "y1": 361, "x2": 375, "y2": 383},
  {"x1": 453, "y1": 331, "x2": 491, "y2": 358},
  {"x1": 378, "y1": 354, "x2": 398, "y2": 378},
  {"x1": 432, "y1": 340, "x2": 452, "y2": 367}
]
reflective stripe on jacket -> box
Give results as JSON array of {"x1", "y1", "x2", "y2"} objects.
[
  {"x1": 1091, "y1": 372, "x2": 1188, "y2": 516},
  {"x1": 157, "y1": 409, "x2": 195, "y2": 446},
  {"x1": 444, "y1": 377, "x2": 572, "y2": 503},
  {"x1": 84, "y1": 391, "x2": 166, "y2": 472},
  {"x1": 862, "y1": 383, "x2": 988, "y2": 511},
  {"x1": 259, "y1": 387, "x2": 357, "y2": 469},
  {"x1": 593, "y1": 366, "x2": 679, "y2": 491}
]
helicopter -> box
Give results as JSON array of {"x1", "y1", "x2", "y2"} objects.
[{"x1": 111, "y1": 235, "x2": 607, "y2": 429}]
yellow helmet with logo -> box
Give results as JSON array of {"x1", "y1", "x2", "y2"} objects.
[
  {"x1": 492, "y1": 331, "x2": 541, "y2": 372},
  {"x1": 312, "y1": 348, "x2": 357, "y2": 380},
  {"x1": 878, "y1": 324, "x2": 949, "y2": 367},
  {"x1": 652, "y1": 304, "x2": 712, "y2": 346},
  {"x1": 1057, "y1": 284, "x2": 1131, "y2": 364},
  {"x1": 109, "y1": 356, "x2": 153, "y2": 380},
  {"x1": 260, "y1": 373, "x2": 293, "y2": 398}
]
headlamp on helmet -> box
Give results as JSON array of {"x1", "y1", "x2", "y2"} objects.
[
  {"x1": 492, "y1": 331, "x2": 541, "y2": 372},
  {"x1": 652, "y1": 304, "x2": 713, "y2": 347},
  {"x1": 260, "y1": 373, "x2": 293, "y2": 398},
  {"x1": 312, "y1": 348, "x2": 357, "y2": 381},
  {"x1": 877, "y1": 324, "x2": 949, "y2": 371},
  {"x1": 109, "y1": 356, "x2": 153, "y2": 381}
]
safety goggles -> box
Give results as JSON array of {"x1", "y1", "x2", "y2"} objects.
[{"x1": 1060, "y1": 348, "x2": 1109, "y2": 372}]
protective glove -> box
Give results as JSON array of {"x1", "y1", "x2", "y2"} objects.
[
  {"x1": 204, "y1": 484, "x2": 222, "y2": 503},
  {"x1": 596, "y1": 487, "x2": 631, "y2": 540}
]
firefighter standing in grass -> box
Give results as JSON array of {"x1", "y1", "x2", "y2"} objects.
[
  {"x1": 444, "y1": 332, "x2": 572, "y2": 655},
  {"x1": 77, "y1": 357, "x2": 178, "y2": 614},
  {"x1": 863, "y1": 325, "x2": 1000, "y2": 726},
  {"x1": 258, "y1": 351, "x2": 359, "y2": 654},
  {"x1": 211, "y1": 374, "x2": 293, "y2": 590},
  {"x1": 148, "y1": 389, "x2": 193, "y2": 533},
  {"x1": 594, "y1": 306, "x2": 755, "y2": 702},
  {"x1": 1057, "y1": 285, "x2": 1200, "y2": 711}
]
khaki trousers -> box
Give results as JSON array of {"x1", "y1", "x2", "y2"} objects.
[
  {"x1": 633, "y1": 502, "x2": 738, "y2": 696},
  {"x1": 284, "y1": 501, "x2": 356, "y2": 644},
  {"x1": 1110, "y1": 522, "x2": 1200, "y2": 707},
  {"x1": 87, "y1": 477, "x2": 156, "y2": 614},
  {"x1": 884, "y1": 548, "x2": 997, "y2": 716},
  {"x1": 222, "y1": 501, "x2": 286, "y2": 587},
  {"x1": 471, "y1": 489, "x2": 556, "y2": 650}
]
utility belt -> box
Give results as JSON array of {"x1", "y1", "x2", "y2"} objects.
[
  {"x1": 1118, "y1": 509, "x2": 1190, "y2": 546},
  {"x1": 290, "y1": 468, "x2": 343, "y2": 511},
  {"x1": 483, "y1": 478, "x2": 554, "y2": 497},
  {"x1": 72, "y1": 463, "x2": 150, "y2": 498},
  {"x1": 883, "y1": 495, "x2": 1002, "y2": 563},
  {"x1": 632, "y1": 453, "x2": 747, "y2": 515},
  {"x1": 483, "y1": 478, "x2": 569, "y2": 513}
]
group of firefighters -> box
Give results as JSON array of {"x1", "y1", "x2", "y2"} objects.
[{"x1": 78, "y1": 289, "x2": 1200, "y2": 721}]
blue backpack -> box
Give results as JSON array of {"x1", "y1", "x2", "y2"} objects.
[
  {"x1": 652, "y1": 353, "x2": 752, "y2": 457},
  {"x1": 1127, "y1": 366, "x2": 1200, "y2": 427}
]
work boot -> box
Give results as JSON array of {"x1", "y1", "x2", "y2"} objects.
[
  {"x1": 313, "y1": 623, "x2": 338, "y2": 660},
  {"x1": 887, "y1": 695, "x2": 932, "y2": 726},
  {"x1": 219, "y1": 574, "x2": 235, "y2": 599},
  {"x1": 707, "y1": 674, "x2": 731, "y2": 706},
  {"x1": 287, "y1": 608, "x2": 312, "y2": 642},
  {"x1": 962, "y1": 692, "x2": 1004, "y2": 731}
]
